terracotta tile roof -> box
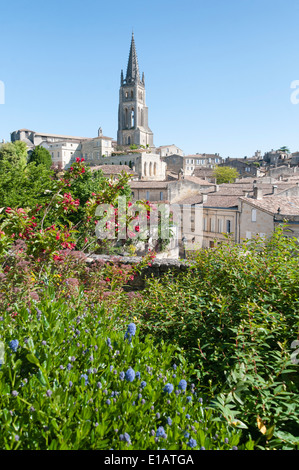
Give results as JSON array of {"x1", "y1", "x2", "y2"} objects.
[
  {"x1": 183, "y1": 176, "x2": 216, "y2": 186},
  {"x1": 239, "y1": 196, "x2": 299, "y2": 216},
  {"x1": 90, "y1": 165, "x2": 137, "y2": 175},
  {"x1": 176, "y1": 194, "x2": 203, "y2": 205},
  {"x1": 204, "y1": 194, "x2": 240, "y2": 208},
  {"x1": 130, "y1": 181, "x2": 169, "y2": 189}
]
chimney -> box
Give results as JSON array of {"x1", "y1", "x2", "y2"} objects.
[
  {"x1": 202, "y1": 194, "x2": 208, "y2": 203},
  {"x1": 253, "y1": 185, "x2": 263, "y2": 200},
  {"x1": 242, "y1": 190, "x2": 249, "y2": 197},
  {"x1": 214, "y1": 184, "x2": 219, "y2": 192},
  {"x1": 272, "y1": 185, "x2": 278, "y2": 195}
]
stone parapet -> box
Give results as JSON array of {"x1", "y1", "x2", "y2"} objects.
[{"x1": 86, "y1": 254, "x2": 191, "y2": 290}]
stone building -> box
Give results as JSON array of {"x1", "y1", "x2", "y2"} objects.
[
  {"x1": 155, "y1": 145, "x2": 184, "y2": 157},
  {"x1": 11, "y1": 129, "x2": 88, "y2": 150},
  {"x1": 117, "y1": 33, "x2": 154, "y2": 148},
  {"x1": 239, "y1": 195, "x2": 299, "y2": 241},
  {"x1": 219, "y1": 157, "x2": 262, "y2": 178}
]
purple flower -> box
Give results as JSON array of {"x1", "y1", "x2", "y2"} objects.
[
  {"x1": 12, "y1": 390, "x2": 18, "y2": 397},
  {"x1": 42, "y1": 340, "x2": 46, "y2": 346},
  {"x1": 119, "y1": 371, "x2": 125, "y2": 381},
  {"x1": 163, "y1": 383, "x2": 174, "y2": 394},
  {"x1": 135, "y1": 371, "x2": 141, "y2": 379},
  {"x1": 186, "y1": 396, "x2": 192, "y2": 403},
  {"x1": 9, "y1": 340, "x2": 19, "y2": 352},
  {"x1": 124, "y1": 323, "x2": 136, "y2": 342},
  {"x1": 106, "y1": 399, "x2": 111, "y2": 405},
  {"x1": 46, "y1": 390, "x2": 52, "y2": 397},
  {"x1": 80, "y1": 374, "x2": 89, "y2": 385},
  {"x1": 97, "y1": 382, "x2": 102, "y2": 389},
  {"x1": 156, "y1": 426, "x2": 167, "y2": 438},
  {"x1": 187, "y1": 438, "x2": 197, "y2": 448},
  {"x1": 140, "y1": 381, "x2": 146, "y2": 388},
  {"x1": 178, "y1": 379, "x2": 187, "y2": 390},
  {"x1": 167, "y1": 417, "x2": 172, "y2": 425},
  {"x1": 125, "y1": 367, "x2": 135, "y2": 382},
  {"x1": 119, "y1": 432, "x2": 131, "y2": 443}
]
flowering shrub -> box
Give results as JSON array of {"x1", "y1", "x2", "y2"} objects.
[
  {"x1": 120, "y1": 228, "x2": 299, "y2": 450},
  {"x1": 0, "y1": 302, "x2": 254, "y2": 450}
]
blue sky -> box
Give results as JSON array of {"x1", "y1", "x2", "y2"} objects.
[{"x1": 1, "y1": 0, "x2": 299, "y2": 158}]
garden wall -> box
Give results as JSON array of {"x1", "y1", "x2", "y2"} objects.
[{"x1": 85, "y1": 254, "x2": 191, "y2": 290}]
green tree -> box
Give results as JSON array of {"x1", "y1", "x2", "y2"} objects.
[
  {"x1": 0, "y1": 141, "x2": 28, "y2": 167},
  {"x1": 212, "y1": 165, "x2": 239, "y2": 184},
  {"x1": 0, "y1": 159, "x2": 55, "y2": 209},
  {"x1": 278, "y1": 146, "x2": 290, "y2": 153},
  {"x1": 28, "y1": 145, "x2": 52, "y2": 169}
]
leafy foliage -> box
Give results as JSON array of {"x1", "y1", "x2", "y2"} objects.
[
  {"x1": 212, "y1": 165, "x2": 239, "y2": 184},
  {"x1": 28, "y1": 146, "x2": 52, "y2": 169},
  {"x1": 120, "y1": 229, "x2": 299, "y2": 448}
]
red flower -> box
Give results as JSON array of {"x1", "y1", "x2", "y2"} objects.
[{"x1": 81, "y1": 168, "x2": 85, "y2": 174}]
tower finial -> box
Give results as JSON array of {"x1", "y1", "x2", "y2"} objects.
[{"x1": 126, "y1": 32, "x2": 140, "y2": 83}]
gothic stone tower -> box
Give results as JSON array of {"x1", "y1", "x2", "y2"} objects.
[{"x1": 117, "y1": 33, "x2": 154, "y2": 148}]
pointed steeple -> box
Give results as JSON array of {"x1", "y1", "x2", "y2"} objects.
[{"x1": 126, "y1": 32, "x2": 140, "y2": 83}]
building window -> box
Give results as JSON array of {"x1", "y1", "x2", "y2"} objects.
[
  {"x1": 146, "y1": 191, "x2": 150, "y2": 200},
  {"x1": 218, "y1": 219, "x2": 223, "y2": 233},
  {"x1": 226, "y1": 220, "x2": 231, "y2": 233},
  {"x1": 160, "y1": 192, "x2": 163, "y2": 201},
  {"x1": 210, "y1": 217, "x2": 215, "y2": 232},
  {"x1": 251, "y1": 209, "x2": 257, "y2": 222},
  {"x1": 203, "y1": 217, "x2": 207, "y2": 231}
]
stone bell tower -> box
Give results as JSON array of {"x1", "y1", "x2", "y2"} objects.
[{"x1": 117, "y1": 33, "x2": 154, "y2": 148}]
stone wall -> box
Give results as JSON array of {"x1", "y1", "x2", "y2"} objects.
[{"x1": 85, "y1": 254, "x2": 190, "y2": 290}]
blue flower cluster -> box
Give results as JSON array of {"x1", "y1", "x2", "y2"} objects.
[
  {"x1": 9, "y1": 339, "x2": 19, "y2": 352},
  {"x1": 163, "y1": 383, "x2": 174, "y2": 394},
  {"x1": 156, "y1": 426, "x2": 167, "y2": 439},
  {"x1": 178, "y1": 379, "x2": 187, "y2": 390},
  {"x1": 125, "y1": 367, "x2": 135, "y2": 382},
  {"x1": 124, "y1": 323, "x2": 136, "y2": 343}
]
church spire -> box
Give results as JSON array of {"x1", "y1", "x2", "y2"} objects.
[{"x1": 126, "y1": 32, "x2": 140, "y2": 83}]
